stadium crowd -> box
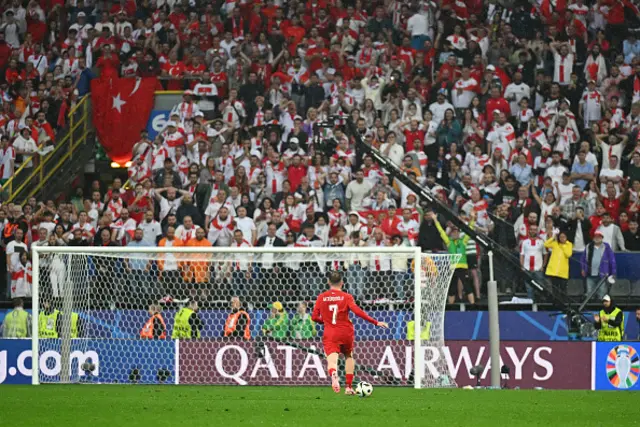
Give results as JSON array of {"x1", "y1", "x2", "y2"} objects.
[{"x1": 2, "y1": 0, "x2": 640, "y2": 305}]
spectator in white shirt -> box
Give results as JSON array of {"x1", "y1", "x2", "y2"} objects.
[
  {"x1": 596, "y1": 212, "x2": 626, "y2": 251},
  {"x1": 345, "y1": 170, "x2": 372, "y2": 212},
  {"x1": 599, "y1": 155, "x2": 624, "y2": 194},
  {"x1": 235, "y1": 206, "x2": 257, "y2": 245},
  {"x1": 544, "y1": 151, "x2": 568, "y2": 185},
  {"x1": 138, "y1": 210, "x2": 162, "y2": 245},
  {"x1": 6, "y1": 228, "x2": 27, "y2": 297},
  {"x1": 429, "y1": 89, "x2": 455, "y2": 125},
  {"x1": 452, "y1": 67, "x2": 479, "y2": 110},
  {"x1": 13, "y1": 127, "x2": 38, "y2": 169},
  {"x1": 380, "y1": 132, "x2": 405, "y2": 167},
  {"x1": 27, "y1": 44, "x2": 48, "y2": 77},
  {"x1": 504, "y1": 71, "x2": 531, "y2": 117},
  {"x1": 406, "y1": 6, "x2": 429, "y2": 50}
]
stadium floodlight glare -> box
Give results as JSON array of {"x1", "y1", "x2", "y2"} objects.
[{"x1": 30, "y1": 245, "x2": 460, "y2": 388}]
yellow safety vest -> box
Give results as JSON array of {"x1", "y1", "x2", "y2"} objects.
[
  {"x1": 2, "y1": 308, "x2": 29, "y2": 338},
  {"x1": 56, "y1": 312, "x2": 80, "y2": 338},
  {"x1": 70, "y1": 312, "x2": 79, "y2": 338},
  {"x1": 39, "y1": 310, "x2": 60, "y2": 338},
  {"x1": 172, "y1": 308, "x2": 200, "y2": 339},
  {"x1": 406, "y1": 321, "x2": 431, "y2": 340},
  {"x1": 597, "y1": 308, "x2": 624, "y2": 342}
]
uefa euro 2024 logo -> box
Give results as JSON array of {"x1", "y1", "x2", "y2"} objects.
[{"x1": 606, "y1": 345, "x2": 640, "y2": 389}]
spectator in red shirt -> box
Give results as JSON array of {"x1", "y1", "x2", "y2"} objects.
[
  {"x1": 403, "y1": 119, "x2": 425, "y2": 152},
  {"x1": 485, "y1": 86, "x2": 511, "y2": 118},
  {"x1": 161, "y1": 51, "x2": 185, "y2": 90},
  {"x1": 95, "y1": 44, "x2": 120, "y2": 79},
  {"x1": 380, "y1": 207, "x2": 401, "y2": 236}
]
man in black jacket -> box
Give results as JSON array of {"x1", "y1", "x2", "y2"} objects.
[
  {"x1": 489, "y1": 203, "x2": 517, "y2": 250},
  {"x1": 239, "y1": 72, "x2": 265, "y2": 105},
  {"x1": 176, "y1": 194, "x2": 204, "y2": 227},
  {"x1": 567, "y1": 206, "x2": 591, "y2": 251},
  {"x1": 305, "y1": 74, "x2": 327, "y2": 111},
  {"x1": 418, "y1": 209, "x2": 444, "y2": 252},
  {"x1": 623, "y1": 218, "x2": 640, "y2": 251},
  {"x1": 154, "y1": 158, "x2": 182, "y2": 189}
]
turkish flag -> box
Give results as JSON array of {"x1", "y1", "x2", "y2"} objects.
[{"x1": 91, "y1": 76, "x2": 157, "y2": 164}]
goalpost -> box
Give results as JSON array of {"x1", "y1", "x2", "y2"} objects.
[{"x1": 30, "y1": 246, "x2": 459, "y2": 388}]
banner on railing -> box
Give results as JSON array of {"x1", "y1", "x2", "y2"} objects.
[
  {"x1": 592, "y1": 342, "x2": 640, "y2": 390},
  {"x1": 146, "y1": 110, "x2": 171, "y2": 140}
]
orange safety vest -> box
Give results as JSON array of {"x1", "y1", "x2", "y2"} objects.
[
  {"x1": 140, "y1": 313, "x2": 167, "y2": 339},
  {"x1": 3, "y1": 222, "x2": 18, "y2": 239},
  {"x1": 184, "y1": 237, "x2": 212, "y2": 283},
  {"x1": 157, "y1": 237, "x2": 182, "y2": 272},
  {"x1": 224, "y1": 310, "x2": 251, "y2": 340}
]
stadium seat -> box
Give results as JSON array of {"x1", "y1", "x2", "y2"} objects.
[
  {"x1": 630, "y1": 281, "x2": 640, "y2": 298},
  {"x1": 610, "y1": 279, "x2": 631, "y2": 298},
  {"x1": 567, "y1": 279, "x2": 585, "y2": 298}
]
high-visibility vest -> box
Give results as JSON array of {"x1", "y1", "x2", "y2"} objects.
[
  {"x1": 39, "y1": 310, "x2": 60, "y2": 338},
  {"x1": 406, "y1": 320, "x2": 431, "y2": 340},
  {"x1": 3, "y1": 308, "x2": 29, "y2": 338},
  {"x1": 3, "y1": 222, "x2": 18, "y2": 239},
  {"x1": 172, "y1": 308, "x2": 200, "y2": 339},
  {"x1": 224, "y1": 310, "x2": 251, "y2": 340},
  {"x1": 70, "y1": 312, "x2": 79, "y2": 338},
  {"x1": 597, "y1": 308, "x2": 625, "y2": 342},
  {"x1": 141, "y1": 313, "x2": 167, "y2": 339},
  {"x1": 57, "y1": 312, "x2": 80, "y2": 338}
]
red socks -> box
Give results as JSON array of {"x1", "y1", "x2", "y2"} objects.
[
  {"x1": 329, "y1": 368, "x2": 336, "y2": 377},
  {"x1": 346, "y1": 374, "x2": 354, "y2": 387}
]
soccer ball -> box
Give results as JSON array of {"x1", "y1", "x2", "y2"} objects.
[{"x1": 355, "y1": 381, "x2": 373, "y2": 397}]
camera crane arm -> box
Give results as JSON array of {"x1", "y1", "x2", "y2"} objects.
[{"x1": 344, "y1": 118, "x2": 576, "y2": 312}]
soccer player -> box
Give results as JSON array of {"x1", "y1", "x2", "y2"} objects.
[{"x1": 312, "y1": 271, "x2": 388, "y2": 395}]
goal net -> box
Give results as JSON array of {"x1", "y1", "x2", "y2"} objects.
[{"x1": 31, "y1": 246, "x2": 459, "y2": 388}]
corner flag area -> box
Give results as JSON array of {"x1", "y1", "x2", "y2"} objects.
[{"x1": 2, "y1": 386, "x2": 634, "y2": 427}]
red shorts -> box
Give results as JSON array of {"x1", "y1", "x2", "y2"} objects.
[{"x1": 323, "y1": 331, "x2": 354, "y2": 356}]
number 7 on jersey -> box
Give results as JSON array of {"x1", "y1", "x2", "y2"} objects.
[{"x1": 329, "y1": 304, "x2": 338, "y2": 325}]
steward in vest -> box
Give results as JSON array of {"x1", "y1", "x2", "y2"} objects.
[
  {"x1": 38, "y1": 300, "x2": 61, "y2": 338},
  {"x1": 406, "y1": 319, "x2": 431, "y2": 340},
  {"x1": 262, "y1": 301, "x2": 289, "y2": 339},
  {"x1": 140, "y1": 304, "x2": 167, "y2": 339},
  {"x1": 1, "y1": 298, "x2": 31, "y2": 338},
  {"x1": 172, "y1": 299, "x2": 202, "y2": 339},
  {"x1": 595, "y1": 294, "x2": 625, "y2": 341},
  {"x1": 58, "y1": 311, "x2": 82, "y2": 338},
  {"x1": 433, "y1": 211, "x2": 476, "y2": 305},
  {"x1": 290, "y1": 302, "x2": 316, "y2": 339},
  {"x1": 224, "y1": 296, "x2": 251, "y2": 340}
]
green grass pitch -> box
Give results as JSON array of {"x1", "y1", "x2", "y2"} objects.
[{"x1": 0, "y1": 386, "x2": 634, "y2": 427}]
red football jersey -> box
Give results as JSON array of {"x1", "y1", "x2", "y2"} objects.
[{"x1": 312, "y1": 289, "x2": 378, "y2": 334}]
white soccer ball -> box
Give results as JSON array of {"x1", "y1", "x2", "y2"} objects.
[{"x1": 355, "y1": 381, "x2": 373, "y2": 397}]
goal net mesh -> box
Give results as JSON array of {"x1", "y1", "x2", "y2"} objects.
[{"x1": 33, "y1": 249, "x2": 459, "y2": 388}]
